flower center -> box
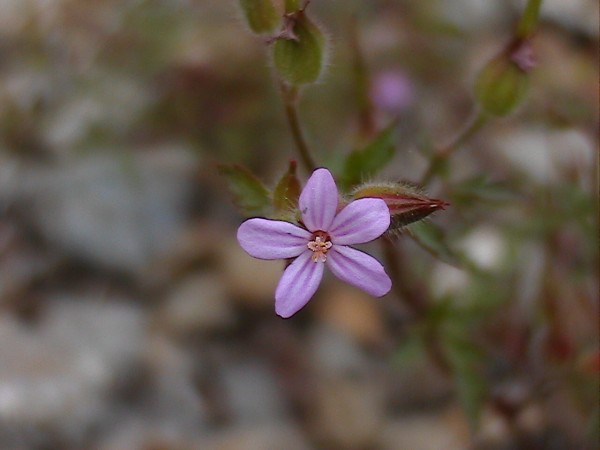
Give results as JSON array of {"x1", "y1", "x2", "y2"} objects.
[{"x1": 307, "y1": 231, "x2": 332, "y2": 263}]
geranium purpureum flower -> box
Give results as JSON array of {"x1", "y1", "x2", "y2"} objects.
[{"x1": 237, "y1": 168, "x2": 392, "y2": 318}]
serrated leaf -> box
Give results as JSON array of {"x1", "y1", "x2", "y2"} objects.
[
  {"x1": 219, "y1": 164, "x2": 271, "y2": 215},
  {"x1": 273, "y1": 160, "x2": 301, "y2": 214},
  {"x1": 342, "y1": 123, "x2": 396, "y2": 188},
  {"x1": 408, "y1": 221, "x2": 459, "y2": 266}
]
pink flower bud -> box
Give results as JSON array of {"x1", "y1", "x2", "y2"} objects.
[{"x1": 351, "y1": 182, "x2": 448, "y2": 230}]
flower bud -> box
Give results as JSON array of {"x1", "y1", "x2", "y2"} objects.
[
  {"x1": 475, "y1": 44, "x2": 530, "y2": 117},
  {"x1": 272, "y1": 11, "x2": 325, "y2": 85},
  {"x1": 239, "y1": 0, "x2": 280, "y2": 34},
  {"x1": 351, "y1": 182, "x2": 448, "y2": 230}
]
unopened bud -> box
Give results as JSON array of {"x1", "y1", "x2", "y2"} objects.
[
  {"x1": 475, "y1": 41, "x2": 532, "y2": 117},
  {"x1": 240, "y1": 0, "x2": 280, "y2": 34},
  {"x1": 351, "y1": 182, "x2": 448, "y2": 229},
  {"x1": 272, "y1": 11, "x2": 325, "y2": 85}
]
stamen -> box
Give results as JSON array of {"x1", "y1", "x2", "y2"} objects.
[{"x1": 307, "y1": 232, "x2": 332, "y2": 262}]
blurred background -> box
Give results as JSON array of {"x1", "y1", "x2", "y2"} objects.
[{"x1": 0, "y1": 0, "x2": 597, "y2": 449}]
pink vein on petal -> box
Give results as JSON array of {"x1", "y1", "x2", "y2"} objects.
[
  {"x1": 275, "y1": 250, "x2": 324, "y2": 318},
  {"x1": 299, "y1": 168, "x2": 339, "y2": 232},
  {"x1": 326, "y1": 245, "x2": 391, "y2": 297},
  {"x1": 237, "y1": 218, "x2": 311, "y2": 260},
  {"x1": 329, "y1": 198, "x2": 390, "y2": 245}
]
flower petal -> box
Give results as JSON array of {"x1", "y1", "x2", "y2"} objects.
[
  {"x1": 329, "y1": 198, "x2": 390, "y2": 245},
  {"x1": 299, "y1": 168, "x2": 339, "y2": 232},
  {"x1": 237, "y1": 218, "x2": 311, "y2": 260},
  {"x1": 326, "y1": 245, "x2": 391, "y2": 297},
  {"x1": 275, "y1": 250, "x2": 324, "y2": 318}
]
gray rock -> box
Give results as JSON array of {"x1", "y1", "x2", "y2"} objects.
[
  {"x1": 199, "y1": 424, "x2": 312, "y2": 450},
  {"x1": 311, "y1": 376, "x2": 385, "y2": 449},
  {"x1": 308, "y1": 324, "x2": 371, "y2": 377},
  {"x1": 0, "y1": 297, "x2": 146, "y2": 446},
  {"x1": 221, "y1": 240, "x2": 283, "y2": 309},
  {"x1": 97, "y1": 350, "x2": 208, "y2": 450},
  {"x1": 221, "y1": 361, "x2": 290, "y2": 425},
  {"x1": 160, "y1": 272, "x2": 236, "y2": 334},
  {"x1": 380, "y1": 410, "x2": 468, "y2": 450},
  {"x1": 14, "y1": 148, "x2": 196, "y2": 273}
]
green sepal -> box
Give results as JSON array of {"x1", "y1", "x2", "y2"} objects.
[
  {"x1": 273, "y1": 160, "x2": 301, "y2": 216},
  {"x1": 272, "y1": 12, "x2": 325, "y2": 85},
  {"x1": 239, "y1": 0, "x2": 280, "y2": 34},
  {"x1": 351, "y1": 181, "x2": 448, "y2": 229},
  {"x1": 475, "y1": 55, "x2": 529, "y2": 117}
]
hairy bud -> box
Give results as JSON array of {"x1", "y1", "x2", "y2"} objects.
[
  {"x1": 272, "y1": 11, "x2": 325, "y2": 85},
  {"x1": 351, "y1": 182, "x2": 448, "y2": 230},
  {"x1": 475, "y1": 39, "x2": 533, "y2": 117}
]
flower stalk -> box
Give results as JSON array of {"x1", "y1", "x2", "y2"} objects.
[{"x1": 280, "y1": 82, "x2": 317, "y2": 172}]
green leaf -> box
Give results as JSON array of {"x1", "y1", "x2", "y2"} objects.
[
  {"x1": 446, "y1": 336, "x2": 487, "y2": 431},
  {"x1": 218, "y1": 164, "x2": 271, "y2": 215},
  {"x1": 273, "y1": 160, "x2": 301, "y2": 214},
  {"x1": 407, "y1": 221, "x2": 459, "y2": 266},
  {"x1": 273, "y1": 13, "x2": 325, "y2": 85},
  {"x1": 342, "y1": 123, "x2": 396, "y2": 188}
]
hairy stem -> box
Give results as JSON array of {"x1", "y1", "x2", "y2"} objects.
[{"x1": 280, "y1": 82, "x2": 317, "y2": 173}]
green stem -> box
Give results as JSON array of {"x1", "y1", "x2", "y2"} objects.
[
  {"x1": 516, "y1": 0, "x2": 544, "y2": 39},
  {"x1": 280, "y1": 82, "x2": 317, "y2": 172},
  {"x1": 419, "y1": 109, "x2": 488, "y2": 186}
]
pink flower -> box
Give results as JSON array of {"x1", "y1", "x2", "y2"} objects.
[
  {"x1": 370, "y1": 70, "x2": 414, "y2": 114},
  {"x1": 237, "y1": 168, "x2": 392, "y2": 318}
]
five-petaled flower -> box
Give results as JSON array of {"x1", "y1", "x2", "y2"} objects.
[{"x1": 237, "y1": 168, "x2": 392, "y2": 318}]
